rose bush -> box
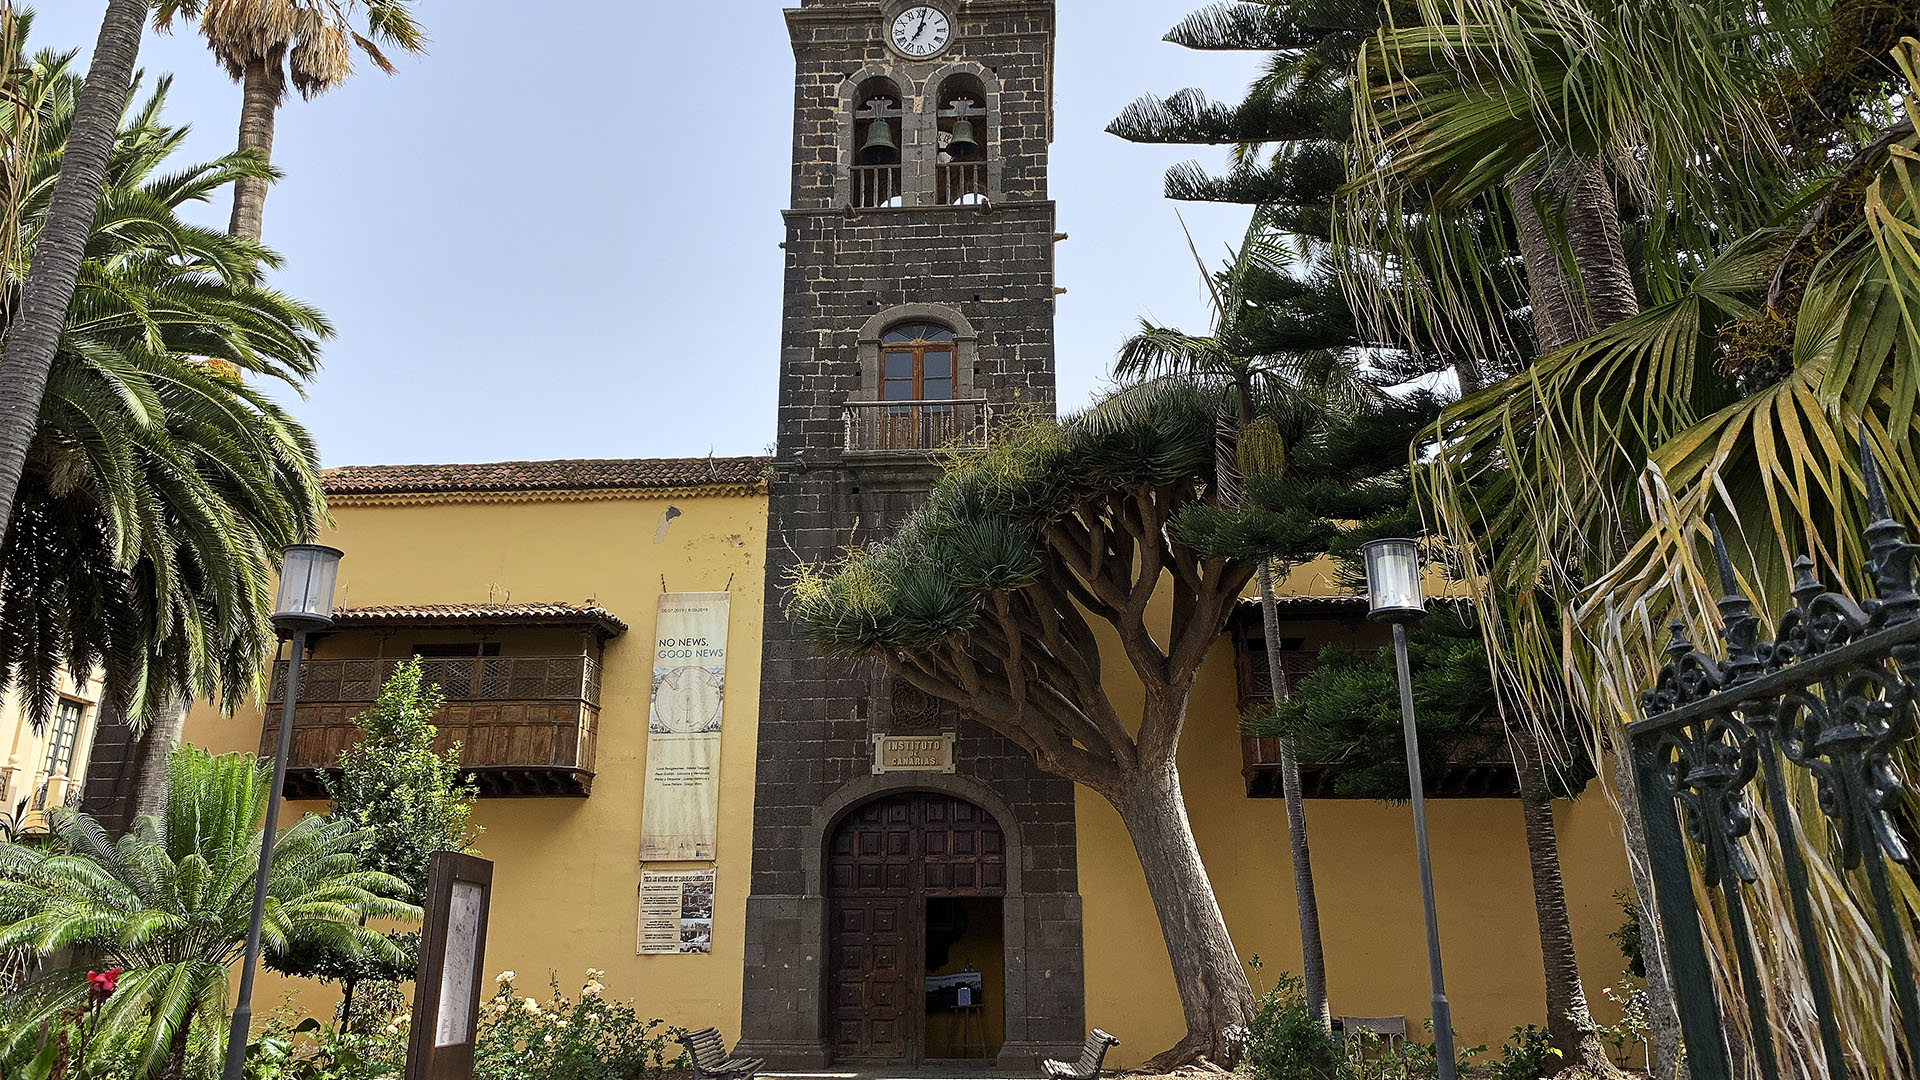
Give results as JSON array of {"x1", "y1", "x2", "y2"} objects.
[{"x1": 474, "y1": 970, "x2": 682, "y2": 1080}]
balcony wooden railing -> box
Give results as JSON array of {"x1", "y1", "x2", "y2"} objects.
[
  {"x1": 264, "y1": 655, "x2": 603, "y2": 798},
  {"x1": 1235, "y1": 645, "x2": 1518, "y2": 798},
  {"x1": 851, "y1": 164, "x2": 904, "y2": 209},
  {"x1": 844, "y1": 399, "x2": 991, "y2": 455},
  {"x1": 938, "y1": 161, "x2": 987, "y2": 204}
]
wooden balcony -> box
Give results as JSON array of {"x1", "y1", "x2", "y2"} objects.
[
  {"x1": 844, "y1": 399, "x2": 991, "y2": 456},
  {"x1": 1234, "y1": 638, "x2": 1518, "y2": 798},
  {"x1": 264, "y1": 655, "x2": 603, "y2": 798}
]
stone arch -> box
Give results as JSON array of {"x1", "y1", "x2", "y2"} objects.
[
  {"x1": 806, "y1": 771, "x2": 1024, "y2": 897},
  {"x1": 922, "y1": 61, "x2": 1003, "y2": 202},
  {"x1": 856, "y1": 302, "x2": 980, "y2": 404}
]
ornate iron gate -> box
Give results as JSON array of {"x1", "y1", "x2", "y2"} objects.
[{"x1": 1634, "y1": 444, "x2": 1920, "y2": 1078}]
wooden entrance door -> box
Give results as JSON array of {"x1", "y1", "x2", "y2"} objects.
[{"x1": 827, "y1": 792, "x2": 1005, "y2": 1063}]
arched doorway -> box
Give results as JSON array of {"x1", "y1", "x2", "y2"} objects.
[{"x1": 828, "y1": 791, "x2": 1006, "y2": 1063}]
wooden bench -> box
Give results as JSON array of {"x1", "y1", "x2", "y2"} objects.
[
  {"x1": 677, "y1": 1027, "x2": 764, "y2": 1080},
  {"x1": 1044, "y1": 1029, "x2": 1119, "y2": 1080}
]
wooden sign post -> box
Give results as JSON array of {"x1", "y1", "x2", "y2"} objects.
[{"x1": 405, "y1": 853, "x2": 494, "y2": 1080}]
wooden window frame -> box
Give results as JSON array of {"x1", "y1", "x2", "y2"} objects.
[
  {"x1": 881, "y1": 329, "x2": 958, "y2": 404},
  {"x1": 43, "y1": 698, "x2": 85, "y2": 776}
]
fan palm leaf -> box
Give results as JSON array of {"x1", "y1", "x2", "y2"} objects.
[{"x1": 1419, "y1": 34, "x2": 1920, "y2": 1077}]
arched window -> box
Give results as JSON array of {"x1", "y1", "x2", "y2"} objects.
[
  {"x1": 935, "y1": 73, "x2": 990, "y2": 205},
  {"x1": 880, "y1": 322, "x2": 957, "y2": 403},
  {"x1": 851, "y1": 76, "x2": 905, "y2": 208}
]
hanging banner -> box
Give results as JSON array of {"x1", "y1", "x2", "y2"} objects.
[
  {"x1": 637, "y1": 867, "x2": 717, "y2": 955},
  {"x1": 639, "y1": 592, "x2": 731, "y2": 861}
]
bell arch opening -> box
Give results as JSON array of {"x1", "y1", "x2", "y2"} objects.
[{"x1": 849, "y1": 75, "x2": 906, "y2": 208}]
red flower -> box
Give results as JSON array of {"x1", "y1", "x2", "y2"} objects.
[{"x1": 86, "y1": 968, "x2": 120, "y2": 1004}]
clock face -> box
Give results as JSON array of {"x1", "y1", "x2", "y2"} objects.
[{"x1": 890, "y1": 6, "x2": 952, "y2": 58}]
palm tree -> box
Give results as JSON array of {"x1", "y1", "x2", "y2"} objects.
[
  {"x1": 0, "y1": 747, "x2": 416, "y2": 1080},
  {"x1": 153, "y1": 0, "x2": 426, "y2": 240},
  {"x1": 0, "y1": 0, "x2": 148, "y2": 571},
  {"x1": 0, "y1": 45, "x2": 329, "y2": 745}
]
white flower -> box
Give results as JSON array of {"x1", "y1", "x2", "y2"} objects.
[
  {"x1": 493, "y1": 1002, "x2": 509, "y2": 1015},
  {"x1": 556, "y1": 1020, "x2": 569, "y2": 1028},
  {"x1": 544, "y1": 1033, "x2": 554, "y2": 1043},
  {"x1": 383, "y1": 1025, "x2": 399, "y2": 1036},
  {"x1": 582, "y1": 981, "x2": 604, "y2": 998},
  {"x1": 522, "y1": 997, "x2": 541, "y2": 1014},
  {"x1": 496, "y1": 971, "x2": 516, "y2": 985}
]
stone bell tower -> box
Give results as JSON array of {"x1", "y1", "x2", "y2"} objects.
[{"x1": 738, "y1": 0, "x2": 1084, "y2": 1068}]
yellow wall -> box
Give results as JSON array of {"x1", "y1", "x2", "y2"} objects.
[
  {"x1": 1075, "y1": 595, "x2": 1636, "y2": 1067},
  {"x1": 923, "y1": 897, "x2": 1005, "y2": 1056},
  {"x1": 183, "y1": 488, "x2": 766, "y2": 1031}
]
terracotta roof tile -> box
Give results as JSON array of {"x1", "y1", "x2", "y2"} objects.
[
  {"x1": 321, "y1": 457, "x2": 770, "y2": 496},
  {"x1": 329, "y1": 603, "x2": 628, "y2": 637}
]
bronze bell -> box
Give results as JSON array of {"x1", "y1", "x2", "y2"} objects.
[
  {"x1": 947, "y1": 119, "x2": 980, "y2": 160},
  {"x1": 859, "y1": 120, "x2": 900, "y2": 166}
]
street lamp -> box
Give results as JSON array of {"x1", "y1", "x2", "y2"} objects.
[
  {"x1": 222, "y1": 545, "x2": 342, "y2": 1080},
  {"x1": 1361, "y1": 538, "x2": 1456, "y2": 1080}
]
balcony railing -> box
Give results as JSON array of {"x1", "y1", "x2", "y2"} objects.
[
  {"x1": 264, "y1": 655, "x2": 603, "y2": 798},
  {"x1": 0, "y1": 767, "x2": 81, "y2": 837},
  {"x1": 938, "y1": 161, "x2": 988, "y2": 205},
  {"x1": 851, "y1": 164, "x2": 904, "y2": 209},
  {"x1": 269, "y1": 655, "x2": 601, "y2": 708},
  {"x1": 844, "y1": 399, "x2": 991, "y2": 455}
]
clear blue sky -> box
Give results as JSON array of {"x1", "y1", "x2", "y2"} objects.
[{"x1": 40, "y1": 1, "x2": 1266, "y2": 467}]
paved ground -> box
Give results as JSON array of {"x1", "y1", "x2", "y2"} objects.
[{"x1": 764, "y1": 1060, "x2": 1044, "y2": 1068}]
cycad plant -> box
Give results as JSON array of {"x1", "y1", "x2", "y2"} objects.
[
  {"x1": 0, "y1": 747, "x2": 416, "y2": 1080},
  {"x1": 0, "y1": 39, "x2": 328, "y2": 737}
]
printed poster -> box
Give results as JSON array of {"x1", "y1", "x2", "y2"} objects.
[
  {"x1": 638, "y1": 867, "x2": 716, "y2": 955},
  {"x1": 639, "y1": 593, "x2": 730, "y2": 861}
]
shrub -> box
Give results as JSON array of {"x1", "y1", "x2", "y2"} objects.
[
  {"x1": 475, "y1": 970, "x2": 682, "y2": 1080},
  {"x1": 245, "y1": 1015, "x2": 408, "y2": 1080},
  {"x1": 1241, "y1": 972, "x2": 1343, "y2": 1080},
  {"x1": 1486, "y1": 1025, "x2": 1559, "y2": 1080}
]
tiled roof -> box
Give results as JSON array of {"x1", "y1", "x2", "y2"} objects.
[
  {"x1": 1236, "y1": 594, "x2": 1371, "y2": 616},
  {"x1": 1232, "y1": 594, "x2": 1466, "y2": 620},
  {"x1": 328, "y1": 603, "x2": 628, "y2": 637},
  {"x1": 321, "y1": 457, "x2": 770, "y2": 497}
]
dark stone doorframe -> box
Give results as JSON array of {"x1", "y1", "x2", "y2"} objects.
[{"x1": 812, "y1": 774, "x2": 1046, "y2": 1067}]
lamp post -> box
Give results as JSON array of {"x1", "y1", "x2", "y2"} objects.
[
  {"x1": 1361, "y1": 538, "x2": 1455, "y2": 1079},
  {"x1": 221, "y1": 545, "x2": 342, "y2": 1080}
]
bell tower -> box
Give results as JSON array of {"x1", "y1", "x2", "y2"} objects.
[{"x1": 739, "y1": 0, "x2": 1084, "y2": 1068}]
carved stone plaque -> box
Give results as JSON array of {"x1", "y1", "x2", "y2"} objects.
[
  {"x1": 871, "y1": 733, "x2": 956, "y2": 774},
  {"x1": 888, "y1": 681, "x2": 942, "y2": 731}
]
